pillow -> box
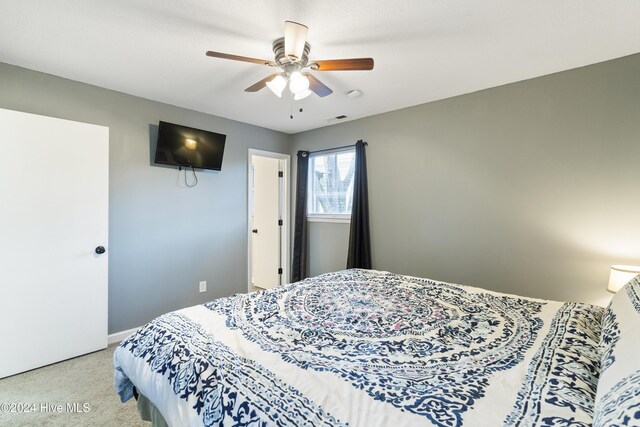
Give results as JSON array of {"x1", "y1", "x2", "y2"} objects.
[{"x1": 593, "y1": 274, "x2": 640, "y2": 426}]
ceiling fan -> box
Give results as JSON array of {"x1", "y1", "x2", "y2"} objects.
[{"x1": 205, "y1": 21, "x2": 374, "y2": 100}]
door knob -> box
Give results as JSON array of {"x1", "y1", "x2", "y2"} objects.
[
  {"x1": 252, "y1": 229, "x2": 258, "y2": 234},
  {"x1": 95, "y1": 246, "x2": 106, "y2": 254}
]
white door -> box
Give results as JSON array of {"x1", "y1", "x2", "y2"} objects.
[
  {"x1": 251, "y1": 156, "x2": 281, "y2": 289},
  {"x1": 0, "y1": 108, "x2": 109, "y2": 378}
]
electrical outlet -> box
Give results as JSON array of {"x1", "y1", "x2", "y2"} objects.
[{"x1": 199, "y1": 281, "x2": 207, "y2": 293}]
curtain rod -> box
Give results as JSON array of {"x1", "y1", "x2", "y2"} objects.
[{"x1": 307, "y1": 140, "x2": 368, "y2": 156}]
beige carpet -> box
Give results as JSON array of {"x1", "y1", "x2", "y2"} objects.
[{"x1": 0, "y1": 344, "x2": 146, "y2": 427}]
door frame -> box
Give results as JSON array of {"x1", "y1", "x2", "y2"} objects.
[{"x1": 247, "y1": 149, "x2": 291, "y2": 292}]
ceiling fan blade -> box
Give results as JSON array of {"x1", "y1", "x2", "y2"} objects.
[
  {"x1": 305, "y1": 73, "x2": 333, "y2": 97},
  {"x1": 284, "y1": 21, "x2": 308, "y2": 61},
  {"x1": 310, "y1": 58, "x2": 374, "y2": 71},
  {"x1": 206, "y1": 51, "x2": 276, "y2": 67},
  {"x1": 244, "y1": 73, "x2": 281, "y2": 92}
]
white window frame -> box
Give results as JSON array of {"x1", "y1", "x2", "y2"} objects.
[{"x1": 306, "y1": 146, "x2": 355, "y2": 223}]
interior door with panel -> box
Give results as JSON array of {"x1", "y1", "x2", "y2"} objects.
[
  {"x1": 251, "y1": 156, "x2": 281, "y2": 289},
  {"x1": 0, "y1": 108, "x2": 109, "y2": 378}
]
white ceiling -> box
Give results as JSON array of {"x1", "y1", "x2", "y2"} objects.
[{"x1": 1, "y1": 1, "x2": 639, "y2": 134}]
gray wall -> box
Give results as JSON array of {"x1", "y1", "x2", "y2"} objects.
[
  {"x1": 3, "y1": 52, "x2": 639, "y2": 334},
  {"x1": 291, "y1": 53, "x2": 640, "y2": 307},
  {"x1": 0, "y1": 62, "x2": 290, "y2": 333},
  {"x1": 308, "y1": 222, "x2": 350, "y2": 277}
]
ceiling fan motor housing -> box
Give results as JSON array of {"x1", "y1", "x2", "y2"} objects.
[{"x1": 273, "y1": 38, "x2": 311, "y2": 68}]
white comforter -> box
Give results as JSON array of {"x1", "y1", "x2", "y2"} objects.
[{"x1": 114, "y1": 269, "x2": 603, "y2": 426}]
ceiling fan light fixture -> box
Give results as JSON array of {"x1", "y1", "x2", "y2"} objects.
[
  {"x1": 294, "y1": 89, "x2": 312, "y2": 101},
  {"x1": 266, "y1": 74, "x2": 287, "y2": 97},
  {"x1": 289, "y1": 71, "x2": 309, "y2": 94},
  {"x1": 205, "y1": 21, "x2": 374, "y2": 103},
  {"x1": 284, "y1": 21, "x2": 308, "y2": 61}
]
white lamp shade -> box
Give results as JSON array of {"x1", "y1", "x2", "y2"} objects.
[
  {"x1": 607, "y1": 265, "x2": 640, "y2": 293},
  {"x1": 266, "y1": 74, "x2": 287, "y2": 97},
  {"x1": 284, "y1": 21, "x2": 308, "y2": 61},
  {"x1": 289, "y1": 71, "x2": 309, "y2": 94},
  {"x1": 294, "y1": 89, "x2": 312, "y2": 101}
]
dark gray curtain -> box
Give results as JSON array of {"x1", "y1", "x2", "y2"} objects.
[
  {"x1": 292, "y1": 151, "x2": 309, "y2": 282},
  {"x1": 347, "y1": 140, "x2": 372, "y2": 269}
]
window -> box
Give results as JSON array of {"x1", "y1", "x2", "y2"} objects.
[{"x1": 307, "y1": 148, "x2": 355, "y2": 221}]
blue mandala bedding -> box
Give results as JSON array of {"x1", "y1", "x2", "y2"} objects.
[
  {"x1": 593, "y1": 275, "x2": 640, "y2": 426},
  {"x1": 114, "y1": 269, "x2": 609, "y2": 427}
]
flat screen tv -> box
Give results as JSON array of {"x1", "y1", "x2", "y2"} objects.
[{"x1": 154, "y1": 121, "x2": 226, "y2": 171}]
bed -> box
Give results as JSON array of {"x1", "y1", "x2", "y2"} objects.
[{"x1": 114, "y1": 269, "x2": 640, "y2": 426}]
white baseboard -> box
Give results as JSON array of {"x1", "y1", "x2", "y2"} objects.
[{"x1": 108, "y1": 327, "x2": 140, "y2": 345}]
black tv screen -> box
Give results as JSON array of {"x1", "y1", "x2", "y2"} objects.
[{"x1": 154, "y1": 121, "x2": 226, "y2": 171}]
